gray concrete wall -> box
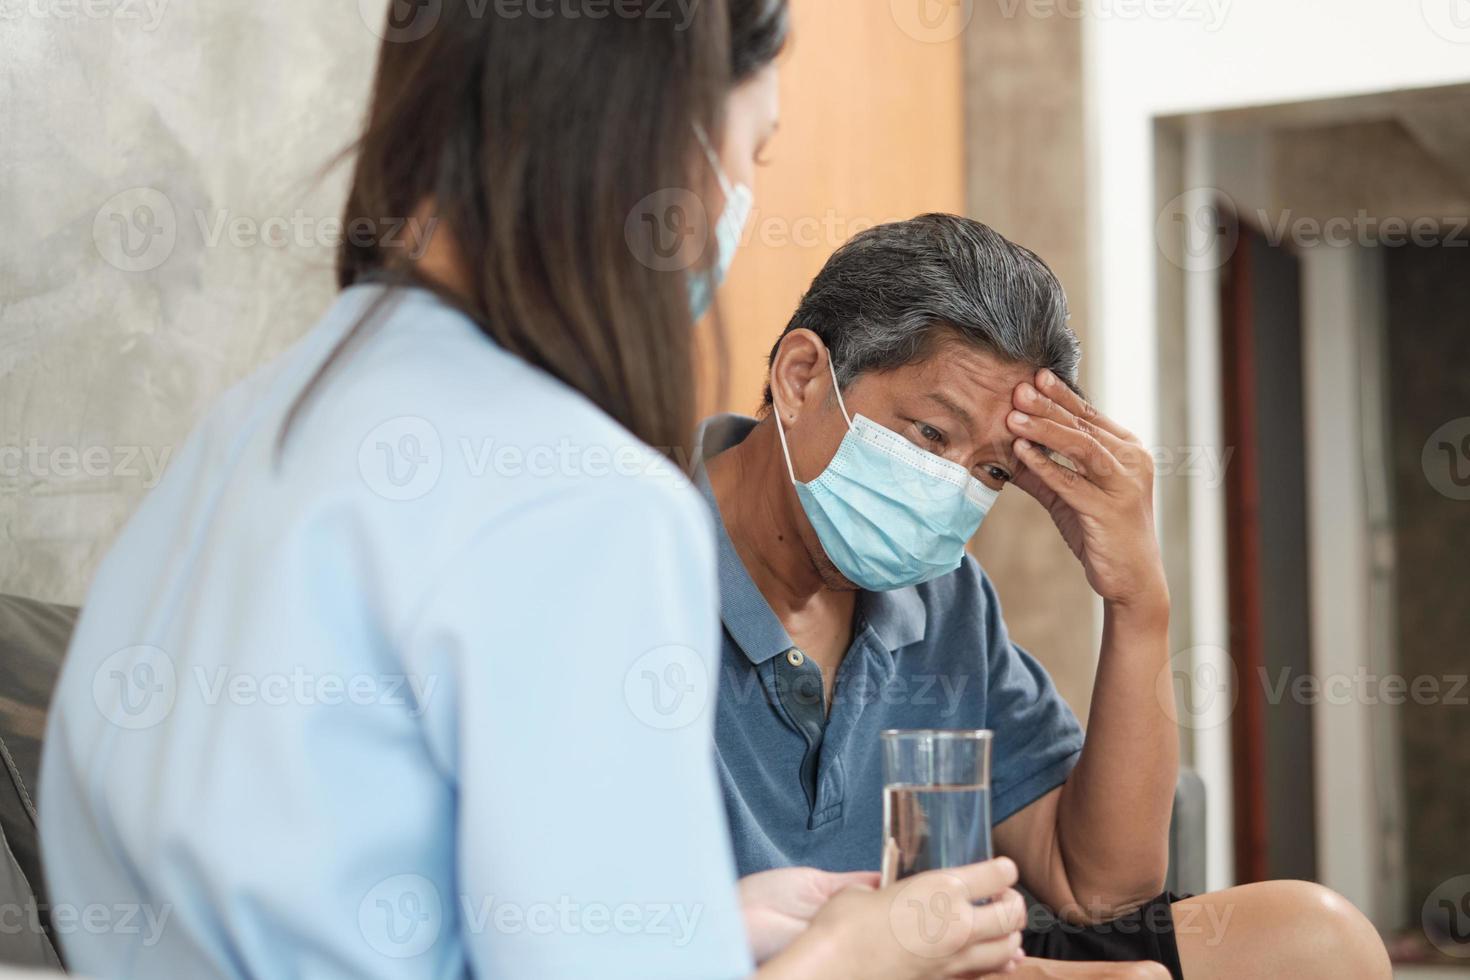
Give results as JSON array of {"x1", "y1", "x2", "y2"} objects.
[
  {"x1": 1, "y1": 1, "x2": 381, "y2": 602},
  {"x1": 963, "y1": 5, "x2": 1098, "y2": 723}
]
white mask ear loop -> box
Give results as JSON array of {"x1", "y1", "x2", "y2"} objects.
[
  {"x1": 825, "y1": 354, "x2": 854, "y2": 427},
  {"x1": 693, "y1": 122, "x2": 735, "y2": 198},
  {"x1": 773, "y1": 349, "x2": 851, "y2": 485}
]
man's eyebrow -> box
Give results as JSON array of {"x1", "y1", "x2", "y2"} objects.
[{"x1": 925, "y1": 391, "x2": 976, "y2": 431}]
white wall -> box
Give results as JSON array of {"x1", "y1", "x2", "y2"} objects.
[
  {"x1": 1083, "y1": 0, "x2": 1470, "y2": 892},
  {"x1": 1300, "y1": 244, "x2": 1410, "y2": 930},
  {"x1": 1088, "y1": 0, "x2": 1470, "y2": 444}
]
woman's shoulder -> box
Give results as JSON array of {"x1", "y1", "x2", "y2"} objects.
[{"x1": 292, "y1": 284, "x2": 708, "y2": 523}]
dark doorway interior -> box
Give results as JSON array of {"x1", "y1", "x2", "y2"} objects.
[
  {"x1": 1384, "y1": 234, "x2": 1470, "y2": 926},
  {"x1": 1220, "y1": 224, "x2": 1318, "y2": 885}
]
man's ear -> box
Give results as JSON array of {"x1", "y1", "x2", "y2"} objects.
[{"x1": 769, "y1": 329, "x2": 829, "y2": 421}]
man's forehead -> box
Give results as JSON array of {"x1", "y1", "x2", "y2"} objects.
[{"x1": 877, "y1": 341, "x2": 1035, "y2": 402}]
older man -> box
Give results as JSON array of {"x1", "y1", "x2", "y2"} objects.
[{"x1": 696, "y1": 214, "x2": 1390, "y2": 978}]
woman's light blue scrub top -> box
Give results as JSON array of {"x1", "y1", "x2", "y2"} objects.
[{"x1": 39, "y1": 285, "x2": 752, "y2": 979}]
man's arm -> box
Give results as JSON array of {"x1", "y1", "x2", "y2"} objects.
[
  {"x1": 993, "y1": 597, "x2": 1176, "y2": 921},
  {"x1": 991, "y1": 369, "x2": 1178, "y2": 923}
]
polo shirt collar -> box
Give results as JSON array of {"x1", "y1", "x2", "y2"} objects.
[
  {"x1": 694, "y1": 413, "x2": 928, "y2": 664},
  {"x1": 861, "y1": 582, "x2": 927, "y2": 651}
]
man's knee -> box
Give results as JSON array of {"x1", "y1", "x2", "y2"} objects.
[
  {"x1": 1262, "y1": 880, "x2": 1390, "y2": 979},
  {"x1": 1175, "y1": 880, "x2": 1391, "y2": 980}
]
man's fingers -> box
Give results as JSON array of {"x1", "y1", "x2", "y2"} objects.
[
  {"x1": 1014, "y1": 383, "x2": 1133, "y2": 466},
  {"x1": 1033, "y1": 369, "x2": 1138, "y2": 444},
  {"x1": 1008, "y1": 413, "x2": 1120, "y2": 485},
  {"x1": 1014, "y1": 438, "x2": 1102, "y2": 508}
]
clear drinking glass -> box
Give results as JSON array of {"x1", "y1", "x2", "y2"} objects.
[{"x1": 880, "y1": 729, "x2": 994, "y2": 886}]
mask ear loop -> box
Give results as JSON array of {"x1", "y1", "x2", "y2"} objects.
[
  {"x1": 691, "y1": 122, "x2": 738, "y2": 318},
  {"x1": 773, "y1": 348, "x2": 851, "y2": 486},
  {"x1": 693, "y1": 122, "x2": 735, "y2": 198},
  {"x1": 825, "y1": 354, "x2": 854, "y2": 427}
]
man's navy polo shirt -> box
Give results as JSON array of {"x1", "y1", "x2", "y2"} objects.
[{"x1": 697, "y1": 414, "x2": 1085, "y2": 876}]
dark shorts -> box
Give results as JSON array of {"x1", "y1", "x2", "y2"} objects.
[{"x1": 1021, "y1": 892, "x2": 1187, "y2": 980}]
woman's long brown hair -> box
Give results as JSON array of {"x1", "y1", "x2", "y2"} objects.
[{"x1": 281, "y1": 1, "x2": 740, "y2": 461}]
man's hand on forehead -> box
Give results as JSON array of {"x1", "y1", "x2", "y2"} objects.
[{"x1": 1003, "y1": 369, "x2": 1167, "y2": 611}]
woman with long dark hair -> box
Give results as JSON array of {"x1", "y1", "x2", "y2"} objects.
[{"x1": 39, "y1": 2, "x2": 1026, "y2": 976}]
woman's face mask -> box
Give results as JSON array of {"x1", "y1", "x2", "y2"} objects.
[
  {"x1": 688, "y1": 124, "x2": 754, "y2": 322},
  {"x1": 773, "y1": 356, "x2": 999, "y2": 591}
]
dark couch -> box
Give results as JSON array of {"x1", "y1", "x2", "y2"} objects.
[{"x1": 0, "y1": 595, "x2": 76, "y2": 970}]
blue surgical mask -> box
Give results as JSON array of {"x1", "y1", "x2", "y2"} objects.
[
  {"x1": 688, "y1": 124, "x2": 754, "y2": 321},
  {"x1": 774, "y1": 357, "x2": 999, "y2": 591}
]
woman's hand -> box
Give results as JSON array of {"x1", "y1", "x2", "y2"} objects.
[
  {"x1": 759, "y1": 858, "x2": 1028, "y2": 980},
  {"x1": 1007, "y1": 369, "x2": 1169, "y2": 618},
  {"x1": 740, "y1": 867, "x2": 881, "y2": 962}
]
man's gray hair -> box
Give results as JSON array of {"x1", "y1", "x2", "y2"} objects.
[{"x1": 763, "y1": 214, "x2": 1081, "y2": 406}]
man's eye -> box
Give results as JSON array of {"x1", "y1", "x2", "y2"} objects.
[
  {"x1": 917, "y1": 423, "x2": 944, "y2": 445},
  {"x1": 982, "y1": 465, "x2": 1012, "y2": 485}
]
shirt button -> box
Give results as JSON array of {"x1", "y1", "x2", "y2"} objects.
[{"x1": 786, "y1": 649, "x2": 806, "y2": 667}]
